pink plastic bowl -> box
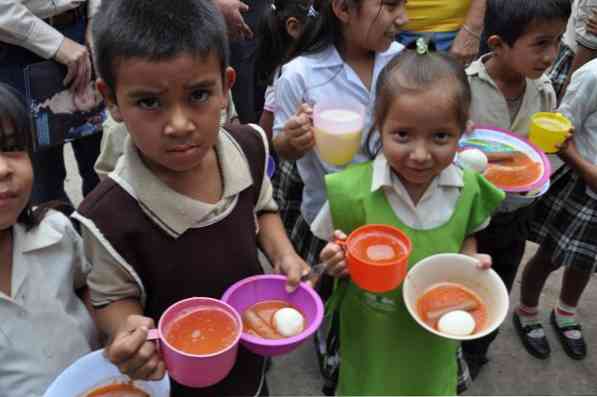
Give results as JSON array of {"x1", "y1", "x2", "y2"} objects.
[
  {"x1": 152, "y1": 297, "x2": 242, "y2": 388},
  {"x1": 221, "y1": 275, "x2": 324, "y2": 357}
]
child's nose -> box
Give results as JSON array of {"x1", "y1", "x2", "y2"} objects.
[
  {"x1": 410, "y1": 143, "x2": 430, "y2": 162},
  {"x1": 164, "y1": 105, "x2": 195, "y2": 136},
  {"x1": 0, "y1": 156, "x2": 13, "y2": 180},
  {"x1": 394, "y1": 4, "x2": 409, "y2": 27}
]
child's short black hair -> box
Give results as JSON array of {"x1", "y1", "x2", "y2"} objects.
[
  {"x1": 484, "y1": 0, "x2": 571, "y2": 47},
  {"x1": 92, "y1": 0, "x2": 229, "y2": 92}
]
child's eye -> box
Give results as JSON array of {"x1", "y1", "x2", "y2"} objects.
[
  {"x1": 137, "y1": 97, "x2": 160, "y2": 110},
  {"x1": 433, "y1": 132, "x2": 451, "y2": 143},
  {"x1": 190, "y1": 90, "x2": 209, "y2": 104},
  {"x1": 391, "y1": 130, "x2": 409, "y2": 142}
]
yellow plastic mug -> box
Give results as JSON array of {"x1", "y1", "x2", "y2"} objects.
[{"x1": 528, "y1": 112, "x2": 572, "y2": 153}]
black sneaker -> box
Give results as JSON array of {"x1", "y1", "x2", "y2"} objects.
[
  {"x1": 513, "y1": 311, "x2": 551, "y2": 359},
  {"x1": 550, "y1": 310, "x2": 587, "y2": 360}
]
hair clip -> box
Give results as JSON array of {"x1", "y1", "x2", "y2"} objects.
[
  {"x1": 415, "y1": 37, "x2": 429, "y2": 55},
  {"x1": 307, "y1": 5, "x2": 319, "y2": 18}
]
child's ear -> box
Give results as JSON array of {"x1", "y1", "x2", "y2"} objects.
[
  {"x1": 221, "y1": 67, "x2": 237, "y2": 109},
  {"x1": 465, "y1": 120, "x2": 475, "y2": 135},
  {"x1": 286, "y1": 17, "x2": 302, "y2": 40},
  {"x1": 487, "y1": 35, "x2": 504, "y2": 52},
  {"x1": 332, "y1": 0, "x2": 351, "y2": 24},
  {"x1": 96, "y1": 79, "x2": 123, "y2": 122}
]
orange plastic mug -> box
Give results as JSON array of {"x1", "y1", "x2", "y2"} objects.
[{"x1": 340, "y1": 224, "x2": 412, "y2": 293}]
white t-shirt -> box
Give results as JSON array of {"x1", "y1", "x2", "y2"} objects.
[{"x1": 273, "y1": 42, "x2": 404, "y2": 223}]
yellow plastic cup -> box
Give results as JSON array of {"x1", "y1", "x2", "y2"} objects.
[{"x1": 528, "y1": 112, "x2": 572, "y2": 153}]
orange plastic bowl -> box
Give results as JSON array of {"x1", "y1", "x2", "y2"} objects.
[{"x1": 343, "y1": 224, "x2": 412, "y2": 293}]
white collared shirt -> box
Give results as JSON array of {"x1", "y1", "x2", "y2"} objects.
[
  {"x1": 311, "y1": 154, "x2": 490, "y2": 241},
  {"x1": 0, "y1": 211, "x2": 99, "y2": 397},
  {"x1": 0, "y1": 0, "x2": 100, "y2": 59},
  {"x1": 76, "y1": 125, "x2": 277, "y2": 307},
  {"x1": 559, "y1": 58, "x2": 597, "y2": 197},
  {"x1": 273, "y1": 42, "x2": 404, "y2": 224}
]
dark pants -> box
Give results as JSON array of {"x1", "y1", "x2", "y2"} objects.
[
  {"x1": 0, "y1": 15, "x2": 101, "y2": 205},
  {"x1": 229, "y1": 0, "x2": 268, "y2": 123},
  {"x1": 462, "y1": 205, "x2": 534, "y2": 358}
]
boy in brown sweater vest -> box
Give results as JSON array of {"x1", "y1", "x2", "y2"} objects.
[{"x1": 73, "y1": 1, "x2": 309, "y2": 395}]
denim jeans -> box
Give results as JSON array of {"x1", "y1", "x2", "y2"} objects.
[
  {"x1": 0, "y1": 15, "x2": 102, "y2": 205},
  {"x1": 397, "y1": 30, "x2": 459, "y2": 52}
]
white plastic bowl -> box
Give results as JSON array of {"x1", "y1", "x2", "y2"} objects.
[
  {"x1": 403, "y1": 253, "x2": 509, "y2": 341},
  {"x1": 44, "y1": 349, "x2": 170, "y2": 397}
]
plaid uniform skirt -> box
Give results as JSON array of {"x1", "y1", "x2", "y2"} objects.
[
  {"x1": 272, "y1": 158, "x2": 304, "y2": 239},
  {"x1": 530, "y1": 165, "x2": 597, "y2": 272},
  {"x1": 547, "y1": 42, "x2": 575, "y2": 99}
]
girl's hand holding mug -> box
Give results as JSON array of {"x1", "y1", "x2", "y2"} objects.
[
  {"x1": 282, "y1": 103, "x2": 316, "y2": 158},
  {"x1": 319, "y1": 230, "x2": 349, "y2": 278},
  {"x1": 105, "y1": 315, "x2": 166, "y2": 381},
  {"x1": 556, "y1": 127, "x2": 576, "y2": 161}
]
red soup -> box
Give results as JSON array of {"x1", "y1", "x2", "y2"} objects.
[
  {"x1": 164, "y1": 308, "x2": 238, "y2": 355},
  {"x1": 84, "y1": 383, "x2": 148, "y2": 397},
  {"x1": 242, "y1": 300, "x2": 305, "y2": 339},
  {"x1": 416, "y1": 282, "x2": 487, "y2": 333}
]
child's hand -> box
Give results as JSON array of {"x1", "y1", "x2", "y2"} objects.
[
  {"x1": 470, "y1": 253, "x2": 492, "y2": 270},
  {"x1": 320, "y1": 230, "x2": 349, "y2": 278},
  {"x1": 557, "y1": 128, "x2": 577, "y2": 161},
  {"x1": 587, "y1": 8, "x2": 597, "y2": 36},
  {"x1": 282, "y1": 104, "x2": 315, "y2": 157},
  {"x1": 274, "y1": 253, "x2": 311, "y2": 293},
  {"x1": 105, "y1": 315, "x2": 166, "y2": 380}
]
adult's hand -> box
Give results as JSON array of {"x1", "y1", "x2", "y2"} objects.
[
  {"x1": 53, "y1": 37, "x2": 92, "y2": 94},
  {"x1": 216, "y1": 0, "x2": 253, "y2": 40},
  {"x1": 450, "y1": 26, "x2": 480, "y2": 66}
]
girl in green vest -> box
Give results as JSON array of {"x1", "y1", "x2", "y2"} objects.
[{"x1": 312, "y1": 40, "x2": 505, "y2": 395}]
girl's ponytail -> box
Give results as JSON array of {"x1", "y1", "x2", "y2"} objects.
[{"x1": 254, "y1": 0, "x2": 311, "y2": 86}]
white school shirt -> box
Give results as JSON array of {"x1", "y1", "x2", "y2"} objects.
[
  {"x1": 558, "y1": 58, "x2": 597, "y2": 198},
  {"x1": 311, "y1": 153, "x2": 490, "y2": 240},
  {"x1": 0, "y1": 211, "x2": 100, "y2": 397},
  {"x1": 273, "y1": 42, "x2": 404, "y2": 224}
]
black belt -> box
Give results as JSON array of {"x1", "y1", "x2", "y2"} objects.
[{"x1": 45, "y1": 5, "x2": 86, "y2": 27}]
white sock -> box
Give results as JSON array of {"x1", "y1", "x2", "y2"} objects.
[{"x1": 555, "y1": 301, "x2": 582, "y2": 339}]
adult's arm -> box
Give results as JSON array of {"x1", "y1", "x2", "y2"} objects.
[{"x1": 450, "y1": 0, "x2": 486, "y2": 65}]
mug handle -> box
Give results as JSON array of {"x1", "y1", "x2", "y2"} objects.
[{"x1": 147, "y1": 328, "x2": 160, "y2": 341}]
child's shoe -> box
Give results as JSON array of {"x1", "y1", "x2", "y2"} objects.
[
  {"x1": 550, "y1": 310, "x2": 587, "y2": 360},
  {"x1": 513, "y1": 311, "x2": 550, "y2": 359}
]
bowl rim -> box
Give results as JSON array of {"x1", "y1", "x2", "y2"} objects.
[
  {"x1": 402, "y1": 253, "x2": 510, "y2": 341},
  {"x1": 221, "y1": 274, "x2": 325, "y2": 347},
  {"x1": 345, "y1": 224, "x2": 413, "y2": 267},
  {"x1": 157, "y1": 297, "x2": 243, "y2": 358},
  {"x1": 464, "y1": 125, "x2": 552, "y2": 193}
]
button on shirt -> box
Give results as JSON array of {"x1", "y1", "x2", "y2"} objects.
[
  {"x1": 559, "y1": 58, "x2": 597, "y2": 197},
  {"x1": 311, "y1": 153, "x2": 490, "y2": 240},
  {"x1": 563, "y1": 0, "x2": 597, "y2": 53},
  {"x1": 0, "y1": 211, "x2": 99, "y2": 397},
  {"x1": 0, "y1": 0, "x2": 100, "y2": 59},
  {"x1": 273, "y1": 42, "x2": 404, "y2": 224},
  {"x1": 77, "y1": 126, "x2": 278, "y2": 307}
]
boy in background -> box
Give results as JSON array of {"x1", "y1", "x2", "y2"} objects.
[{"x1": 462, "y1": 0, "x2": 571, "y2": 379}]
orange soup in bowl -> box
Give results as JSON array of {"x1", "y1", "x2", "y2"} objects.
[
  {"x1": 242, "y1": 300, "x2": 305, "y2": 339},
  {"x1": 83, "y1": 383, "x2": 148, "y2": 397},
  {"x1": 416, "y1": 282, "x2": 487, "y2": 333},
  {"x1": 164, "y1": 308, "x2": 238, "y2": 355}
]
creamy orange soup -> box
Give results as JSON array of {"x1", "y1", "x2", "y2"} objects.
[{"x1": 417, "y1": 282, "x2": 487, "y2": 333}]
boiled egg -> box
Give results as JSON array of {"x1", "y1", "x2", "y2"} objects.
[
  {"x1": 458, "y1": 149, "x2": 488, "y2": 173},
  {"x1": 273, "y1": 307, "x2": 305, "y2": 337},
  {"x1": 437, "y1": 310, "x2": 476, "y2": 336}
]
